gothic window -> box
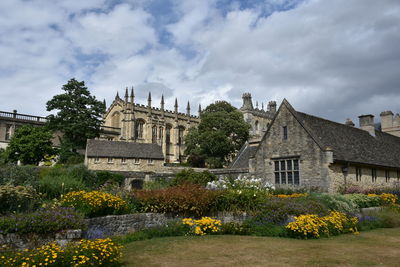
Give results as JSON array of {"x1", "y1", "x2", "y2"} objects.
[
  {"x1": 159, "y1": 127, "x2": 163, "y2": 144},
  {"x1": 152, "y1": 126, "x2": 157, "y2": 143},
  {"x1": 111, "y1": 111, "x2": 120, "y2": 128},
  {"x1": 166, "y1": 124, "x2": 172, "y2": 155},
  {"x1": 178, "y1": 126, "x2": 185, "y2": 145},
  {"x1": 274, "y1": 158, "x2": 300, "y2": 185},
  {"x1": 135, "y1": 119, "x2": 145, "y2": 139}
]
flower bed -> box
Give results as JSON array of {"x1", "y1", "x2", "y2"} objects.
[
  {"x1": 182, "y1": 217, "x2": 222, "y2": 235},
  {"x1": 0, "y1": 238, "x2": 122, "y2": 266},
  {"x1": 286, "y1": 211, "x2": 358, "y2": 239},
  {"x1": 61, "y1": 191, "x2": 128, "y2": 218}
]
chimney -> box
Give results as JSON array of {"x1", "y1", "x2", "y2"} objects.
[
  {"x1": 380, "y1": 111, "x2": 393, "y2": 133},
  {"x1": 359, "y1": 114, "x2": 375, "y2": 136},
  {"x1": 344, "y1": 118, "x2": 355, "y2": 127}
]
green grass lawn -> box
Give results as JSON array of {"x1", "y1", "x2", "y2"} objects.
[{"x1": 122, "y1": 228, "x2": 400, "y2": 266}]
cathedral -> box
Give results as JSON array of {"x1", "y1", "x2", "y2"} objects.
[{"x1": 98, "y1": 89, "x2": 276, "y2": 163}]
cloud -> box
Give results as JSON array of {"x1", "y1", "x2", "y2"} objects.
[{"x1": 0, "y1": 0, "x2": 399, "y2": 124}]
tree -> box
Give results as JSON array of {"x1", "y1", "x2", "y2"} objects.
[
  {"x1": 46, "y1": 78, "x2": 105, "y2": 152},
  {"x1": 4, "y1": 125, "x2": 55, "y2": 165},
  {"x1": 185, "y1": 101, "x2": 250, "y2": 168}
]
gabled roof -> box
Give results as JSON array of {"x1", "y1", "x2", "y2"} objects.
[
  {"x1": 86, "y1": 139, "x2": 164, "y2": 160},
  {"x1": 262, "y1": 99, "x2": 400, "y2": 169}
]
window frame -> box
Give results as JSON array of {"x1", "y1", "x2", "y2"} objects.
[
  {"x1": 274, "y1": 158, "x2": 300, "y2": 185},
  {"x1": 107, "y1": 157, "x2": 113, "y2": 164},
  {"x1": 371, "y1": 168, "x2": 377, "y2": 182},
  {"x1": 94, "y1": 157, "x2": 100, "y2": 163},
  {"x1": 385, "y1": 170, "x2": 390, "y2": 183},
  {"x1": 282, "y1": 126, "x2": 288, "y2": 140},
  {"x1": 356, "y1": 167, "x2": 362, "y2": 182},
  {"x1": 134, "y1": 158, "x2": 140, "y2": 164},
  {"x1": 121, "y1": 158, "x2": 127, "y2": 164},
  {"x1": 148, "y1": 158, "x2": 154, "y2": 165}
]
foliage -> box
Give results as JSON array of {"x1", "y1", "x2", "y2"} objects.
[
  {"x1": 271, "y1": 187, "x2": 309, "y2": 195},
  {"x1": 219, "y1": 222, "x2": 252, "y2": 235},
  {"x1": 134, "y1": 184, "x2": 221, "y2": 216},
  {"x1": 3, "y1": 125, "x2": 55, "y2": 165},
  {"x1": 171, "y1": 169, "x2": 217, "y2": 186},
  {"x1": 39, "y1": 171, "x2": 87, "y2": 199},
  {"x1": 0, "y1": 164, "x2": 40, "y2": 187},
  {"x1": 46, "y1": 78, "x2": 105, "y2": 152},
  {"x1": 61, "y1": 191, "x2": 128, "y2": 218},
  {"x1": 274, "y1": 193, "x2": 309, "y2": 198},
  {"x1": 343, "y1": 194, "x2": 381, "y2": 208},
  {"x1": 185, "y1": 101, "x2": 250, "y2": 168},
  {"x1": 94, "y1": 171, "x2": 125, "y2": 188},
  {"x1": 0, "y1": 207, "x2": 86, "y2": 234},
  {"x1": 0, "y1": 185, "x2": 41, "y2": 214},
  {"x1": 142, "y1": 178, "x2": 172, "y2": 190},
  {"x1": 286, "y1": 211, "x2": 359, "y2": 239},
  {"x1": 1, "y1": 238, "x2": 122, "y2": 266},
  {"x1": 377, "y1": 193, "x2": 398, "y2": 205},
  {"x1": 113, "y1": 222, "x2": 189, "y2": 245},
  {"x1": 242, "y1": 221, "x2": 287, "y2": 237},
  {"x1": 311, "y1": 193, "x2": 359, "y2": 214},
  {"x1": 0, "y1": 148, "x2": 6, "y2": 165},
  {"x1": 182, "y1": 217, "x2": 222, "y2": 235},
  {"x1": 249, "y1": 197, "x2": 329, "y2": 225},
  {"x1": 214, "y1": 189, "x2": 271, "y2": 213}
]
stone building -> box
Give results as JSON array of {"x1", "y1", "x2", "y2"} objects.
[
  {"x1": 248, "y1": 99, "x2": 400, "y2": 192},
  {"x1": 85, "y1": 139, "x2": 164, "y2": 172},
  {"x1": 0, "y1": 110, "x2": 47, "y2": 149},
  {"x1": 100, "y1": 88, "x2": 200, "y2": 163},
  {"x1": 240, "y1": 93, "x2": 276, "y2": 141}
]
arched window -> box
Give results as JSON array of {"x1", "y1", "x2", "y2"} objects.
[
  {"x1": 166, "y1": 124, "x2": 172, "y2": 155},
  {"x1": 135, "y1": 119, "x2": 145, "y2": 139},
  {"x1": 159, "y1": 127, "x2": 163, "y2": 144},
  {"x1": 111, "y1": 111, "x2": 120, "y2": 128},
  {"x1": 152, "y1": 125, "x2": 157, "y2": 143},
  {"x1": 178, "y1": 126, "x2": 185, "y2": 145}
]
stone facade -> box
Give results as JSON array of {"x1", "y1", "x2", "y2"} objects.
[
  {"x1": 87, "y1": 157, "x2": 164, "y2": 172},
  {"x1": 0, "y1": 110, "x2": 47, "y2": 149},
  {"x1": 250, "y1": 99, "x2": 400, "y2": 192},
  {"x1": 380, "y1": 110, "x2": 400, "y2": 137},
  {"x1": 240, "y1": 93, "x2": 276, "y2": 141},
  {"x1": 101, "y1": 89, "x2": 200, "y2": 163}
]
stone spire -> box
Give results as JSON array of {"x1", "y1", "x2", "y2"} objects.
[
  {"x1": 102, "y1": 99, "x2": 107, "y2": 114},
  {"x1": 174, "y1": 98, "x2": 178, "y2": 113},
  {"x1": 161, "y1": 95, "x2": 165, "y2": 110},
  {"x1": 186, "y1": 101, "x2": 190, "y2": 116},
  {"x1": 115, "y1": 91, "x2": 120, "y2": 100},
  {"x1": 256, "y1": 101, "x2": 259, "y2": 109},
  {"x1": 147, "y1": 92, "x2": 152, "y2": 107},
  {"x1": 130, "y1": 87, "x2": 134, "y2": 103},
  {"x1": 124, "y1": 87, "x2": 129, "y2": 103},
  {"x1": 198, "y1": 104, "x2": 202, "y2": 115}
]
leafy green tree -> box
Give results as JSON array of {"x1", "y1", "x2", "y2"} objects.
[
  {"x1": 185, "y1": 101, "x2": 250, "y2": 168},
  {"x1": 4, "y1": 125, "x2": 55, "y2": 165},
  {"x1": 46, "y1": 78, "x2": 105, "y2": 153}
]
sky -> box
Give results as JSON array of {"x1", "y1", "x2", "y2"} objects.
[{"x1": 0, "y1": 0, "x2": 399, "y2": 125}]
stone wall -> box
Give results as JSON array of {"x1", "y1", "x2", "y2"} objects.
[
  {"x1": 0, "y1": 230, "x2": 82, "y2": 250},
  {"x1": 87, "y1": 157, "x2": 164, "y2": 172}
]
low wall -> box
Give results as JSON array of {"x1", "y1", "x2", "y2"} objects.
[
  {"x1": 0, "y1": 230, "x2": 82, "y2": 250},
  {"x1": 85, "y1": 212, "x2": 251, "y2": 238}
]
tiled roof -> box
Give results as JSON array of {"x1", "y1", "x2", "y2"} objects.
[
  {"x1": 86, "y1": 139, "x2": 164, "y2": 159},
  {"x1": 295, "y1": 111, "x2": 400, "y2": 168}
]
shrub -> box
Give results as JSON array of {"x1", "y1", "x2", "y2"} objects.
[
  {"x1": 0, "y1": 207, "x2": 86, "y2": 234},
  {"x1": 274, "y1": 193, "x2": 309, "y2": 198},
  {"x1": 39, "y1": 173, "x2": 87, "y2": 199},
  {"x1": 250, "y1": 197, "x2": 329, "y2": 225},
  {"x1": 362, "y1": 206, "x2": 400, "y2": 229},
  {"x1": 343, "y1": 194, "x2": 381, "y2": 208},
  {"x1": 182, "y1": 217, "x2": 222, "y2": 235},
  {"x1": 171, "y1": 169, "x2": 217, "y2": 186},
  {"x1": 61, "y1": 191, "x2": 128, "y2": 218},
  {"x1": 311, "y1": 193, "x2": 358, "y2": 214},
  {"x1": 242, "y1": 221, "x2": 287, "y2": 237},
  {"x1": 220, "y1": 222, "x2": 252, "y2": 235},
  {"x1": 134, "y1": 184, "x2": 220, "y2": 216},
  {"x1": 143, "y1": 177, "x2": 172, "y2": 190},
  {"x1": 214, "y1": 189, "x2": 270, "y2": 212},
  {"x1": 0, "y1": 185, "x2": 41, "y2": 214},
  {"x1": 1, "y1": 238, "x2": 122, "y2": 266},
  {"x1": 286, "y1": 211, "x2": 358, "y2": 239},
  {"x1": 93, "y1": 171, "x2": 125, "y2": 187},
  {"x1": 207, "y1": 176, "x2": 275, "y2": 191},
  {"x1": 0, "y1": 164, "x2": 40, "y2": 187}
]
